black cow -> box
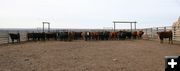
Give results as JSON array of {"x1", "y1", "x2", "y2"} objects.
[
  {"x1": 45, "y1": 32, "x2": 57, "y2": 40},
  {"x1": 104, "y1": 31, "x2": 110, "y2": 40},
  {"x1": 27, "y1": 32, "x2": 45, "y2": 41},
  {"x1": 117, "y1": 31, "x2": 126, "y2": 40},
  {"x1": 9, "y1": 33, "x2": 20, "y2": 43},
  {"x1": 125, "y1": 31, "x2": 132, "y2": 39},
  {"x1": 74, "y1": 32, "x2": 82, "y2": 40},
  {"x1": 27, "y1": 33, "x2": 34, "y2": 40},
  {"x1": 117, "y1": 31, "x2": 132, "y2": 40},
  {"x1": 57, "y1": 32, "x2": 68, "y2": 41},
  {"x1": 98, "y1": 32, "x2": 104, "y2": 40},
  {"x1": 96, "y1": 31, "x2": 109, "y2": 40}
]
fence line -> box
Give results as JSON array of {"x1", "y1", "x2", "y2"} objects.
[
  {"x1": 0, "y1": 26, "x2": 180, "y2": 44},
  {"x1": 141, "y1": 26, "x2": 180, "y2": 41}
]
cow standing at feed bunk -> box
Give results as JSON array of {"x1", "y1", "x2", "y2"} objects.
[
  {"x1": 157, "y1": 31, "x2": 173, "y2": 44},
  {"x1": 9, "y1": 33, "x2": 20, "y2": 43}
]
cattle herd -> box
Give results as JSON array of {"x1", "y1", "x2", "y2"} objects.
[
  {"x1": 8, "y1": 30, "x2": 144, "y2": 43},
  {"x1": 8, "y1": 30, "x2": 174, "y2": 44}
]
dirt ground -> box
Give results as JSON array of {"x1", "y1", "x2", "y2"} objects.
[{"x1": 0, "y1": 40, "x2": 180, "y2": 71}]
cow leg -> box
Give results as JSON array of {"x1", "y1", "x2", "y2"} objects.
[
  {"x1": 16, "y1": 39, "x2": 18, "y2": 43},
  {"x1": 161, "y1": 39, "x2": 163, "y2": 44},
  {"x1": 33, "y1": 37, "x2": 35, "y2": 41},
  {"x1": 133, "y1": 36, "x2": 135, "y2": 39},
  {"x1": 18, "y1": 38, "x2": 20, "y2": 43},
  {"x1": 84, "y1": 36, "x2": 86, "y2": 41},
  {"x1": 135, "y1": 36, "x2": 137, "y2": 39},
  {"x1": 12, "y1": 39, "x2": 14, "y2": 43},
  {"x1": 28, "y1": 37, "x2": 30, "y2": 41},
  {"x1": 169, "y1": 37, "x2": 173, "y2": 44},
  {"x1": 139, "y1": 36, "x2": 142, "y2": 39},
  {"x1": 88, "y1": 36, "x2": 90, "y2": 40}
]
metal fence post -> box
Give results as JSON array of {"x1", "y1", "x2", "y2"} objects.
[
  {"x1": 145, "y1": 28, "x2": 149, "y2": 39},
  {"x1": 7, "y1": 31, "x2": 9, "y2": 43},
  {"x1": 164, "y1": 27, "x2": 166, "y2": 31},
  {"x1": 150, "y1": 28, "x2": 153, "y2": 38},
  {"x1": 156, "y1": 27, "x2": 159, "y2": 32}
]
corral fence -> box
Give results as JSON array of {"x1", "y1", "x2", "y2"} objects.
[
  {"x1": 141, "y1": 26, "x2": 180, "y2": 41},
  {"x1": 0, "y1": 30, "x2": 9, "y2": 44},
  {"x1": 0, "y1": 30, "x2": 29, "y2": 45},
  {"x1": 0, "y1": 26, "x2": 180, "y2": 44}
]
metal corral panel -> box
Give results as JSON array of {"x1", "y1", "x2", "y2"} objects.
[
  {"x1": 0, "y1": 31, "x2": 9, "y2": 44},
  {"x1": 0, "y1": 38, "x2": 8, "y2": 44},
  {"x1": 142, "y1": 28, "x2": 159, "y2": 39},
  {"x1": 20, "y1": 32, "x2": 27, "y2": 41}
]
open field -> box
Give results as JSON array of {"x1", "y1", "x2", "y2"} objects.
[{"x1": 0, "y1": 40, "x2": 180, "y2": 71}]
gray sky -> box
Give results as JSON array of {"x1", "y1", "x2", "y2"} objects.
[{"x1": 0, "y1": 0, "x2": 180, "y2": 29}]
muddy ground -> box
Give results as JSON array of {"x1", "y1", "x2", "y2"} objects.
[{"x1": 0, "y1": 40, "x2": 180, "y2": 71}]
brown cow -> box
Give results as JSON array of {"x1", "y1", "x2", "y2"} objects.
[
  {"x1": 137, "y1": 31, "x2": 144, "y2": 39},
  {"x1": 132, "y1": 31, "x2": 138, "y2": 39},
  {"x1": 91, "y1": 32, "x2": 99, "y2": 40},
  {"x1": 132, "y1": 31, "x2": 144, "y2": 39},
  {"x1": 109, "y1": 32, "x2": 118, "y2": 40},
  {"x1": 157, "y1": 31, "x2": 173, "y2": 44},
  {"x1": 68, "y1": 32, "x2": 75, "y2": 41}
]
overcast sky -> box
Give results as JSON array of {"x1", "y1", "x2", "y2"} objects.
[{"x1": 0, "y1": 0, "x2": 180, "y2": 29}]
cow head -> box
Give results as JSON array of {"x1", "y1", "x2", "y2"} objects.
[{"x1": 157, "y1": 32, "x2": 160, "y2": 35}]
